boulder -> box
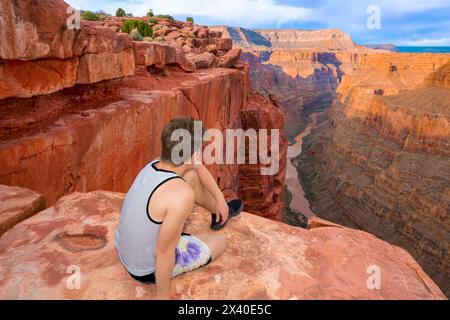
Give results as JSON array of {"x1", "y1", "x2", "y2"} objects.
[
  {"x1": 0, "y1": 184, "x2": 45, "y2": 237},
  {"x1": 0, "y1": 191, "x2": 445, "y2": 299},
  {"x1": 76, "y1": 49, "x2": 135, "y2": 84},
  {"x1": 0, "y1": 58, "x2": 79, "y2": 100},
  {"x1": 211, "y1": 38, "x2": 233, "y2": 50},
  {"x1": 133, "y1": 42, "x2": 196, "y2": 72},
  {"x1": 185, "y1": 52, "x2": 218, "y2": 69},
  {"x1": 218, "y1": 49, "x2": 241, "y2": 68},
  {"x1": 0, "y1": 0, "x2": 76, "y2": 60}
]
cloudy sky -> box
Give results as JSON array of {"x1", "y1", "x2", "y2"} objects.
[{"x1": 66, "y1": 0, "x2": 450, "y2": 46}]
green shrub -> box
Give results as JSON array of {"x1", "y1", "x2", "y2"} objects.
[
  {"x1": 146, "y1": 9, "x2": 154, "y2": 17},
  {"x1": 131, "y1": 29, "x2": 143, "y2": 41},
  {"x1": 156, "y1": 14, "x2": 174, "y2": 21},
  {"x1": 115, "y1": 8, "x2": 125, "y2": 17},
  {"x1": 121, "y1": 20, "x2": 153, "y2": 37},
  {"x1": 148, "y1": 18, "x2": 158, "y2": 25},
  {"x1": 186, "y1": 17, "x2": 194, "y2": 23},
  {"x1": 126, "y1": 13, "x2": 134, "y2": 17},
  {"x1": 80, "y1": 10, "x2": 101, "y2": 21},
  {"x1": 162, "y1": 68, "x2": 170, "y2": 77}
]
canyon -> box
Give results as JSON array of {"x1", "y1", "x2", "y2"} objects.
[
  {"x1": 0, "y1": 0, "x2": 447, "y2": 299},
  {"x1": 214, "y1": 26, "x2": 449, "y2": 296}
]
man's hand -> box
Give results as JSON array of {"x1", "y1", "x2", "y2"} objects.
[{"x1": 215, "y1": 196, "x2": 229, "y2": 224}]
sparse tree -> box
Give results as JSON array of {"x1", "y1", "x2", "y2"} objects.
[
  {"x1": 147, "y1": 9, "x2": 154, "y2": 17},
  {"x1": 115, "y1": 8, "x2": 125, "y2": 17},
  {"x1": 186, "y1": 17, "x2": 194, "y2": 23}
]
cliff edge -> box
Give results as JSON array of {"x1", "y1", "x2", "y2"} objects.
[{"x1": 0, "y1": 191, "x2": 445, "y2": 300}]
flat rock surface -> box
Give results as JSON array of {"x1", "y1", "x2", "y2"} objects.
[
  {"x1": 0, "y1": 191, "x2": 445, "y2": 300},
  {"x1": 0, "y1": 184, "x2": 45, "y2": 237}
]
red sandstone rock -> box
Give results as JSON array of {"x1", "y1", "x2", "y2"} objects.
[
  {"x1": 0, "y1": 68, "x2": 246, "y2": 205},
  {"x1": 76, "y1": 49, "x2": 135, "y2": 84},
  {"x1": 212, "y1": 37, "x2": 233, "y2": 50},
  {"x1": 218, "y1": 48, "x2": 241, "y2": 68},
  {"x1": 0, "y1": 184, "x2": 45, "y2": 236},
  {"x1": 238, "y1": 94, "x2": 287, "y2": 221},
  {"x1": 0, "y1": 0, "x2": 76, "y2": 60},
  {"x1": 185, "y1": 52, "x2": 218, "y2": 69},
  {"x1": 133, "y1": 42, "x2": 196, "y2": 72},
  {"x1": 0, "y1": 191, "x2": 445, "y2": 300},
  {"x1": 0, "y1": 3, "x2": 136, "y2": 98},
  {"x1": 0, "y1": 58, "x2": 79, "y2": 100}
]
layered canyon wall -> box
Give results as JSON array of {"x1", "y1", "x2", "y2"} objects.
[{"x1": 296, "y1": 54, "x2": 450, "y2": 295}]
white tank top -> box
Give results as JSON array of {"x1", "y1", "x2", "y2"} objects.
[{"x1": 114, "y1": 159, "x2": 182, "y2": 276}]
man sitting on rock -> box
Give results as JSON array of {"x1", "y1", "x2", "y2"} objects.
[{"x1": 115, "y1": 117, "x2": 243, "y2": 299}]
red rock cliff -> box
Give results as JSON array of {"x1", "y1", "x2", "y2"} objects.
[
  {"x1": 0, "y1": 190, "x2": 445, "y2": 299},
  {"x1": 0, "y1": 0, "x2": 286, "y2": 222}
]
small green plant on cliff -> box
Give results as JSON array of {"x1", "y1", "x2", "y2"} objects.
[
  {"x1": 162, "y1": 68, "x2": 170, "y2": 77},
  {"x1": 148, "y1": 18, "x2": 158, "y2": 25},
  {"x1": 121, "y1": 20, "x2": 153, "y2": 37},
  {"x1": 186, "y1": 17, "x2": 194, "y2": 23},
  {"x1": 156, "y1": 14, "x2": 174, "y2": 21},
  {"x1": 115, "y1": 8, "x2": 126, "y2": 17},
  {"x1": 80, "y1": 10, "x2": 101, "y2": 21},
  {"x1": 130, "y1": 29, "x2": 144, "y2": 41},
  {"x1": 146, "y1": 9, "x2": 154, "y2": 17}
]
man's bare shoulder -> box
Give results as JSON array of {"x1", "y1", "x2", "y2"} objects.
[{"x1": 157, "y1": 178, "x2": 194, "y2": 202}]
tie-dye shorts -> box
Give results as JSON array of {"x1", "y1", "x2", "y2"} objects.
[
  {"x1": 128, "y1": 233, "x2": 211, "y2": 283},
  {"x1": 173, "y1": 233, "x2": 212, "y2": 277}
]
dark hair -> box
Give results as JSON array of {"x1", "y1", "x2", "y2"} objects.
[{"x1": 160, "y1": 117, "x2": 205, "y2": 166}]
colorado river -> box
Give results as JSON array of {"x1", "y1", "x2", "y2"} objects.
[{"x1": 285, "y1": 113, "x2": 321, "y2": 218}]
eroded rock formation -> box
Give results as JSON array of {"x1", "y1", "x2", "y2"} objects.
[
  {"x1": 0, "y1": 191, "x2": 445, "y2": 299},
  {"x1": 238, "y1": 94, "x2": 287, "y2": 220}
]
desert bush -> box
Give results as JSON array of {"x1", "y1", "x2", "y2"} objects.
[
  {"x1": 186, "y1": 17, "x2": 194, "y2": 23},
  {"x1": 147, "y1": 9, "x2": 154, "y2": 17},
  {"x1": 115, "y1": 8, "x2": 125, "y2": 17},
  {"x1": 131, "y1": 29, "x2": 144, "y2": 41},
  {"x1": 121, "y1": 20, "x2": 153, "y2": 37},
  {"x1": 156, "y1": 14, "x2": 174, "y2": 21},
  {"x1": 80, "y1": 10, "x2": 101, "y2": 21}
]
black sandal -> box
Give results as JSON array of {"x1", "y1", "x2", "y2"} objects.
[{"x1": 210, "y1": 199, "x2": 244, "y2": 230}]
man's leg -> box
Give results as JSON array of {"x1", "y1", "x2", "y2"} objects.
[
  {"x1": 193, "y1": 232, "x2": 227, "y2": 261},
  {"x1": 182, "y1": 169, "x2": 216, "y2": 213},
  {"x1": 181, "y1": 170, "x2": 227, "y2": 261}
]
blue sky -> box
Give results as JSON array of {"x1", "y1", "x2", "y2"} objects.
[{"x1": 66, "y1": 0, "x2": 450, "y2": 45}]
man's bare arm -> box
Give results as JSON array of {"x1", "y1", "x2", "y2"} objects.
[
  {"x1": 155, "y1": 184, "x2": 194, "y2": 299},
  {"x1": 195, "y1": 164, "x2": 229, "y2": 223}
]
